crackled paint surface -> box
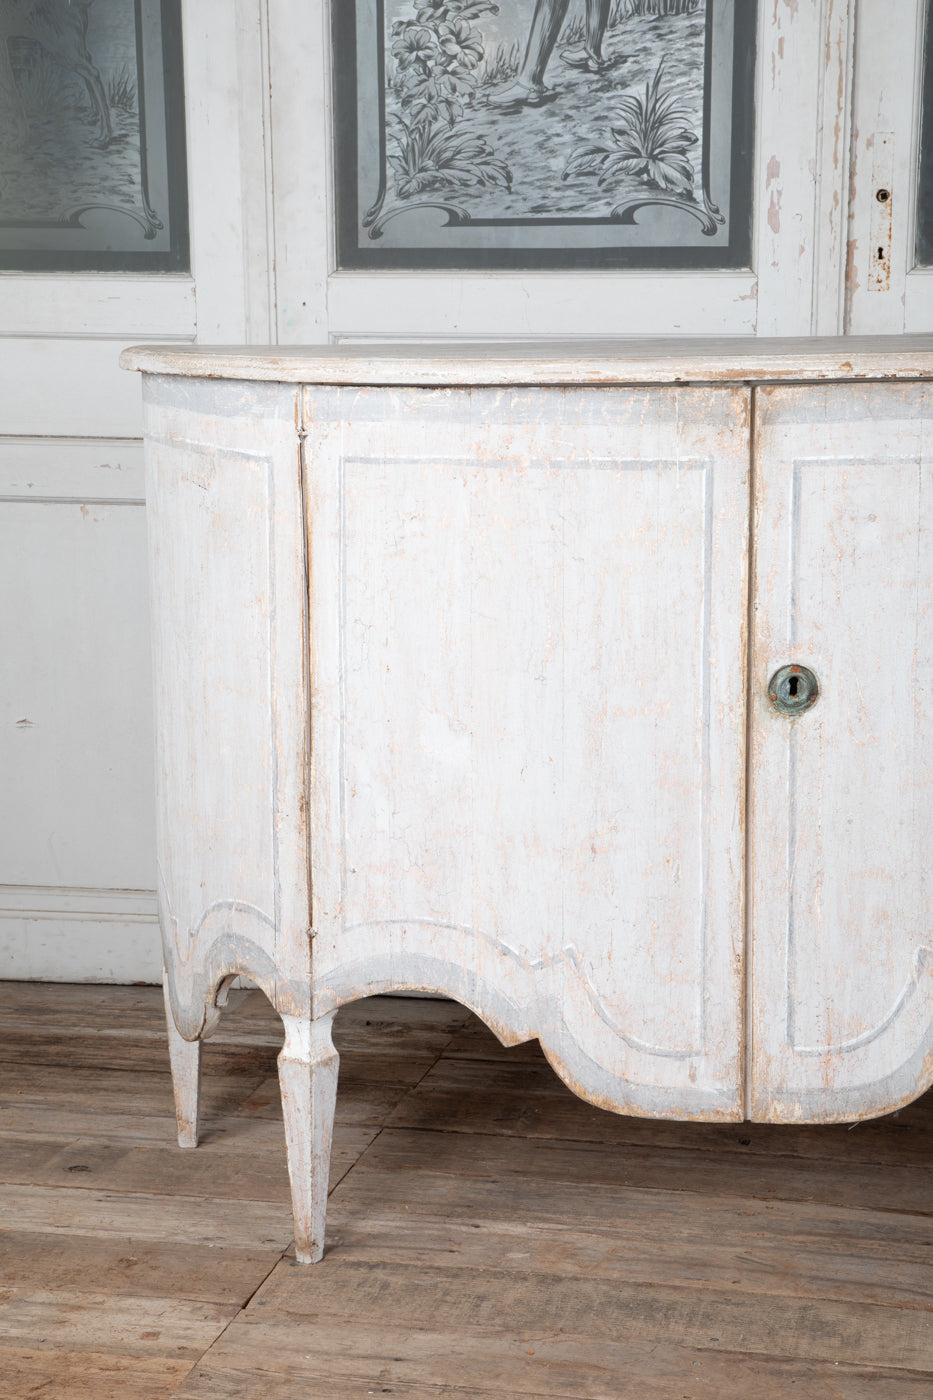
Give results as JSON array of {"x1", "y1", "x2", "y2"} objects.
[{"x1": 138, "y1": 348, "x2": 933, "y2": 1258}]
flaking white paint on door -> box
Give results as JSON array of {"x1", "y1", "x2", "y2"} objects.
[
  {"x1": 304, "y1": 384, "x2": 751, "y2": 1117},
  {"x1": 750, "y1": 383, "x2": 933, "y2": 1121}
]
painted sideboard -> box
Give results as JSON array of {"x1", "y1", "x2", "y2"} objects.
[{"x1": 123, "y1": 338, "x2": 933, "y2": 1262}]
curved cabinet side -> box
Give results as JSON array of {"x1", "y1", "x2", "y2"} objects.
[{"x1": 143, "y1": 375, "x2": 311, "y2": 1038}]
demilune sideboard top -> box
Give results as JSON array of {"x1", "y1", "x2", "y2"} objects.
[{"x1": 123, "y1": 337, "x2": 933, "y2": 1262}]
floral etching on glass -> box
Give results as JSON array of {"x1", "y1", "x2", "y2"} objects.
[
  {"x1": 335, "y1": 0, "x2": 754, "y2": 267},
  {"x1": 0, "y1": 0, "x2": 187, "y2": 270}
]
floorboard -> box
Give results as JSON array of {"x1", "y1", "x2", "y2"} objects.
[{"x1": 1, "y1": 981, "x2": 931, "y2": 1398}]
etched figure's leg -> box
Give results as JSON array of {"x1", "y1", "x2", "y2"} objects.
[
  {"x1": 487, "y1": 0, "x2": 570, "y2": 107},
  {"x1": 163, "y1": 971, "x2": 202, "y2": 1149},
  {"x1": 561, "y1": 0, "x2": 612, "y2": 70},
  {"x1": 278, "y1": 1011, "x2": 340, "y2": 1264}
]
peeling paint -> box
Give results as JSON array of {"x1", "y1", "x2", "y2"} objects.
[
  {"x1": 768, "y1": 189, "x2": 782, "y2": 235},
  {"x1": 867, "y1": 134, "x2": 894, "y2": 294}
]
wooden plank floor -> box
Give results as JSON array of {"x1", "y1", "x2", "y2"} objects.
[{"x1": 1, "y1": 983, "x2": 931, "y2": 1399}]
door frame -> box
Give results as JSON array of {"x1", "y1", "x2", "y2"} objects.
[{"x1": 268, "y1": 0, "x2": 857, "y2": 343}]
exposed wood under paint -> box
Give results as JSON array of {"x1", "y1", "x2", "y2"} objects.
[
  {"x1": 1, "y1": 983, "x2": 931, "y2": 1397},
  {"x1": 122, "y1": 335, "x2": 933, "y2": 385},
  {"x1": 135, "y1": 355, "x2": 933, "y2": 1263}
]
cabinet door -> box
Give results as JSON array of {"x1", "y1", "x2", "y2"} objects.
[
  {"x1": 306, "y1": 384, "x2": 750, "y2": 1120},
  {"x1": 750, "y1": 383, "x2": 933, "y2": 1122}
]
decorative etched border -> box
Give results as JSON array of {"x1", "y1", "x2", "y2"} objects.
[
  {"x1": 0, "y1": 0, "x2": 188, "y2": 271},
  {"x1": 334, "y1": 0, "x2": 755, "y2": 269}
]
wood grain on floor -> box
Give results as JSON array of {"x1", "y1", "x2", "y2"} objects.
[{"x1": 0, "y1": 981, "x2": 931, "y2": 1398}]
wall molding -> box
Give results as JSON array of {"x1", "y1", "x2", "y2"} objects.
[
  {"x1": 0, "y1": 885, "x2": 161, "y2": 984},
  {"x1": 0, "y1": 436, "x2": 145, "y2": 502}
]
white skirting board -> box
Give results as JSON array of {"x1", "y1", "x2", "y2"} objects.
[
  {"x1": 0, "y1": 888, "x2": 442, "y2": 994},
  {"x1": 0, "y1": 886, "x2": 162, "y2": 984}
]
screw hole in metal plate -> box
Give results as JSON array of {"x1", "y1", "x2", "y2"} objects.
[{"x1": 768, "y1": 664, "x2": 819, "y2": 716}]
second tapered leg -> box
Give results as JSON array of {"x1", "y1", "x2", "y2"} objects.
[
  {"x1": 163, "y1": 971, "x2": 202, "y2": 1149},
  {"x1": 277, "y1": 1010, "x2": 340, "y2": 1263}
]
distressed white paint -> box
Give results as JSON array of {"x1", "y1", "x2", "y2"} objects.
[
  {"x1": 845, "y1": 0, "x2": 926, "y2": 334},
  {"x1": 143, "y1": 376, "x2": 310, "y2": 1039},
  {"x1": 0, "y1": 437, "x2": 146, "y2": 504},
  {"x1": 305, "y1": 384, "x2": 749, "y2": 1118},
  {"x1": 810, "y1": 0, "x2": 857, "y2": 336},
  {"x1": 122, "y1": 335, "x2": 933, "y2": 386},
  {"x1": 904, "y1": 270, "x2": 933, "y2": 336},
  {"x1": 164, "y1": 971, "x2": 202, "y2": 1148},
  {"x1": 278, "y1": 1010, "x2": 339, "y2": 1263},
  {"x1": 322, "y1": 275, "x2": 761, "y2": 343},
  {"x1": 753, "y1": 0, "x2": 856, "y2": 337},
  {"x1": 182, "y1": 0, "x2": 277, "y2": 343},
  {"x1": 750, "y1": 383, "x2": 933, "y2": 1121},
  {"x1": 130, "y1": 341, "x2": 933, "y2": 1257},
  {"x1": 6, "y1": 0, "x2": 929, "y2": 986}
]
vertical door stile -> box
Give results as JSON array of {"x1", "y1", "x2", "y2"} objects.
[{"x1": 743, "y1": 384, "x2": 761, "y2": 1124}]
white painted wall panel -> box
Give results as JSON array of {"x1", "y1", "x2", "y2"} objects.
[
  {"x1": 0, "y1": 0, "x2": 276, "y2": 982},
  {"x1": 0, "y1": 497, "x2": 155, "y2": 890},
  {"x1": 0, "y1": 887, "x2": 160, "y2": 984},
  {"x1": 0, "y1": 341, "x2": 146, "y2": 439}
]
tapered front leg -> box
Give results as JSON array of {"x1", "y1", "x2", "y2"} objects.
[
  {"x1": 278, "y1": 1011, "x2": 340, "y2": 1263},
  {"x1": 163, "y1": 971, "x2": 202, "y2": 1149}
]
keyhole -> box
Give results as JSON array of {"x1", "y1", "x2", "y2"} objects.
[{"x1": 768, "y1": 664, "x2": 819, "y2": 716}]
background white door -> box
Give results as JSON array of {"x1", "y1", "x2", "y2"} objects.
[
  {"x1": 2, "y1": 0, "x2": 924, "y2": 984},
  {"x1": 268, "y1": 0, "x2": 857, "y2": 343},
  {"x1": 845, "y1": 0, "x2": 933, "y2": 335},
  {"x1": 0, "y1": 0, "x2": 275, "y2": 981}
]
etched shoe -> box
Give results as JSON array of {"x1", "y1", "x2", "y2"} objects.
[
  {"x1": 559, "y1": 44, "x2": 612, "y2": 72},
  {"x1": 486, "y1": 79, "x2": 548, "y2": 108}
]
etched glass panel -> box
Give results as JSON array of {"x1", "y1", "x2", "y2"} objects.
[
  {"x1": 0, "y1": 0, "x2": 188, "y2": 270},
  {"x1": 334, "y1": 0, "x2": 754, "y2": 269}
]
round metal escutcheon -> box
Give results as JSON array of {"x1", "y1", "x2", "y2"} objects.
[{"x1": 768, "y1": 664, "x2": 819, "y2": 716}]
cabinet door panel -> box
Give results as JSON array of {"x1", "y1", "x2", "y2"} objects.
[
  {"x1": 307, "y1": 385, "x2": 750, "y2": 1120},
  {"x1": 751, "y1": 384, "x2": 933, "y2": 1121}
]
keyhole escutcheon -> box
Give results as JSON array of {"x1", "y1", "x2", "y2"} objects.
[{"x1": 768, "y1": 664, "x2": 819, "y2": 716}]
